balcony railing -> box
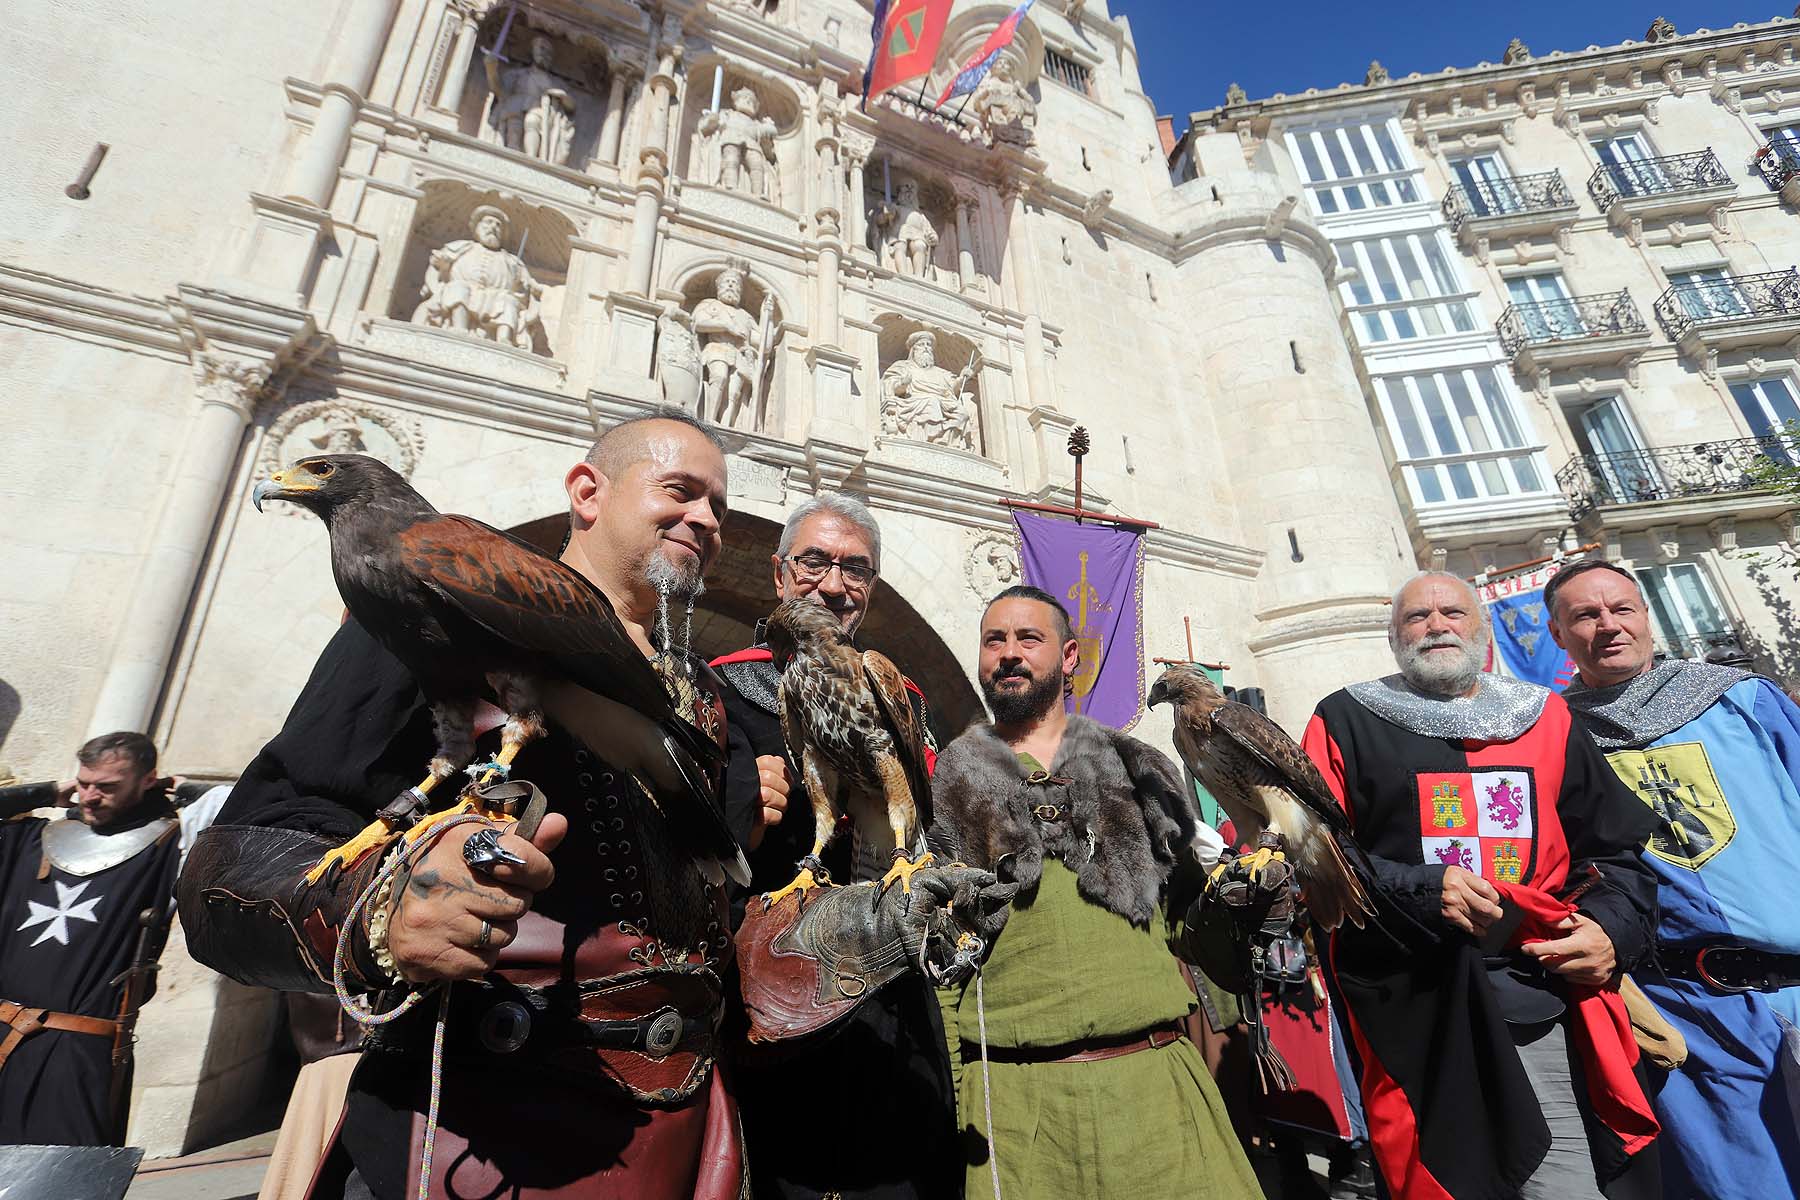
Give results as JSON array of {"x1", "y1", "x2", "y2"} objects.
[
  {"x1": 1587, "y1": 149, "x2": 1731, "y2": 208},
  {"x1": 1756, "y1": 143, "x2": 1800, "y2": 193},
  {"x1": 1442, "y1": 170, "x2": 1576, "y2": 230},
  {"x1": 1657, "y1": 626, "x2": 1752, "y2": 665},
  {"x1": 1554, "y1": 434, "x2": 1793, "y2": 519},
  {"x1": 1496, "y1": 290, "x2": 1646, "y2": 355},
  {"x1": 1652, "y1": 268, "x2": 1800, "y2": 340}
]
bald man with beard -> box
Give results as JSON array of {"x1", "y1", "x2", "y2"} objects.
[{"x1": 1300, "y1": 571, "x2": 1662, "y2": 1200}]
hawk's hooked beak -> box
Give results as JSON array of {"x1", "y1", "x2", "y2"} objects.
[
  {"x1": 252, "y1": 469, "x2": 319, "y2": 512},
  {"x1": 1145, "y1": 678, "x2": 1169, "y2": 709}
]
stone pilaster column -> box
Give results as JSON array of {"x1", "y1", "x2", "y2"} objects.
[
  {"x1": 955, "y1": 195, "x2": 978, "y2": 291},
  {"x1": 435, "y1": 3, "x2": 481, "y2": 109},
  {"x1": 598, "y1": 67, "x2": 633, "y2": 164},
  {"x1": 625, "y1": 15, "x2": 682, "y2": 296},
  {"x1": 287, "y1": 0, "x2": 403, "y2": 207},
  {"x1": 86, "y1": 356, "x2": 271, "y2": 736},
  {"x1": 812, "y1": 86, "x2": 845, "y2": 347},
  {"x1": 1002, "y1": 183, "x2": 1051, "y2": 408},
  {"x1": 845, "y1": 147, "x2": 868, "y2": 256}
]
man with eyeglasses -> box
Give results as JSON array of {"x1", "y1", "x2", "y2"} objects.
[{"x1": 711, "y1": 493, "x2": 958, "y2": 1200}]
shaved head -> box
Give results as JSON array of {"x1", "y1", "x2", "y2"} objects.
[{"x1": 586, "y1": 408, "x2": 726, "y2": 483}]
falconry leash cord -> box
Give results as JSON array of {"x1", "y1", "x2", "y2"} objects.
[{"x1": 332, "y1": 809, "x2": 489, "y2": 1200}]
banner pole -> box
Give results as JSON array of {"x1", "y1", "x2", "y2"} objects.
[{"x1": 1068, "y1": 426, "x2": 1089, "y2": 522}]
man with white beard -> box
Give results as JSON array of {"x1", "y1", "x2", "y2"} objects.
[{"x1": 1298, "y1": 571, "x2": 1663, "y2": 1200}]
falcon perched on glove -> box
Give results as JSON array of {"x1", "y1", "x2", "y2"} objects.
[
  {"x1": 760, "y1": 597, "x2": 934, "y2": 905},
  {"x1": 1149, "y1": 663, "x2": 1374, "y2": 931},
  {"x1": 251, "y1": 452, "x2": 748, "y2": 887}
]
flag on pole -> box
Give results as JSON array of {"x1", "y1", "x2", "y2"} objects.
[
  {"x1": 862, "y1": 0, "x2": 954, "y2": 107},
  {"x1": 1012, "y1": 510, "x2": 1148, "y2": 731},
  {"x1": 935, "y1": 0, "x2": 1037, "y2": 108}
]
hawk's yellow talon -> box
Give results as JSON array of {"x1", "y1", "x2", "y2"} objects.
[
  {"x1": 880, "y1": 850, "x2": 935, "y2": 894},
  {"x1": 762, "y1": 867, "x2": 823, "y2": 910}
]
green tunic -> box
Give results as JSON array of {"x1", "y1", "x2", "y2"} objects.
[{"x1": 938, "y1": 755, "x2": 1261, "y2": 1199}]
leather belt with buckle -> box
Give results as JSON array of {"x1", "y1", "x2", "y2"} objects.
[
  {"x1": 376, "y1": 982, "x2": 716, "y2": 1061},
  {"x1": 1663, "y1": 944, "x2": 1800, "y2": 995}
]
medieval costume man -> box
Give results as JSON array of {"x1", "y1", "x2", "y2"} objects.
[
  {"x1": 1303, "y1": 572, "x2": 1661, "y2": 1200},
  {"x1": 178, "y1": 415, "x2": 992, "y2": 1200},
  {"x1": 928, "y1": 586, "x2": 1259, "y2": 1199},
  {"x1": 711, "y1": 492, "x2": 959, "y2": 1200},
  {"x1": 0, "y1": 733, "x2": 184, "y2": 1146},
  {"x1": 1550, "y1": 559, "x2": 1800, "y2": 1196}
]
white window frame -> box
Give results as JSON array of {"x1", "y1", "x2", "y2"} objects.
[
  {"x1": 1285, "y1": 117, "x2": 1424, "y2": 215},
  {"x1": 1449, "y1": 151, "x2": 1526, "y2": 217},
  {"x1": 1569, "y1": 395, "x2": 1660, "y2": 504},
  {"x1": 1338, "y1": 232, "x2": 1480, "y2": 343},
  {"x1": 1633, "y1": 563, "x2": 1732, "y2": 660},
  {"x1": 1373, "y1": 366, "x2": 1551, "y2": 507}
]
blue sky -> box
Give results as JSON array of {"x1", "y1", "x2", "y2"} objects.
[{"x1": 1116, "y1": 2, "x2": 1784, "y2": 121}]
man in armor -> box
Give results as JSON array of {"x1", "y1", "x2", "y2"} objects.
[{"x1": 415, "y1": 206, "x2": 543, "y2": 350}]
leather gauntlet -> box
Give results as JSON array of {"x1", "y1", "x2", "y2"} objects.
[
  {"x1": 736, "y1": 864, "x2": 1012, "y2": 1043},
  {"x1": 177, "y1": 825, "x2": 396, "y2": 994},
  {"x1": 1173, "y1": 832, "x2": 1297, "y2": 993}
]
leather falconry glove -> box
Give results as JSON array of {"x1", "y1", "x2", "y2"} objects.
[{"x1": 736, "y1": 863, "x2": 1014, "y2": 1044}]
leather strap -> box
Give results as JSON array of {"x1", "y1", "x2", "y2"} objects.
[
  {"x1": 0, "y1": 1001, "x2": 119, "y2": 1071},
  {"x1": 1662, "y1": 945, "x2": 1800, "y2": 994},
  {"x1": 967, "y1": 1021, "x2": 1186, "y2": 1065}
]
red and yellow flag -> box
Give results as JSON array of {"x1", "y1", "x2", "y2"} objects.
[{"x1": 863, "y1": 0, "x2": 954, "y2": 105}]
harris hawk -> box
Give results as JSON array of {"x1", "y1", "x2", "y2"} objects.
[
  {"x1": 1148, "y1": 663, "x2": 1373, "y2": 931},
  {"x1": 760, "y1": 597, "x2": 932, "y2": 905},
  {"x1": 251, "y1": 452, "x2": 749, "y2": 886}
]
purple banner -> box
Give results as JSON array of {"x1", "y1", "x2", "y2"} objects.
[{"x1": 1012, "y1": 511, "x2": 1147, "y2": 730}]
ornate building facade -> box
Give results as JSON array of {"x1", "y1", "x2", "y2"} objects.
[{"x1": 1178, "y1": 14, "x2": 1800, "y2": 675}]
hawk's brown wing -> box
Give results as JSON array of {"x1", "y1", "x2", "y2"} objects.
[
  {"x1": 1211, "y1": 702, "x2": 1353, "y2": 838},
  {"x1": 397, "y1": 516, "x2": 710, "y2": 749},
  {"x1": 861, "y1": 651, "x2": 931, "y2": 823}
]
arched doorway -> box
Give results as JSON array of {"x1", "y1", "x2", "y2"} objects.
[{"x1": 506, "y1": 511, "x2": 983, "y2": 742}]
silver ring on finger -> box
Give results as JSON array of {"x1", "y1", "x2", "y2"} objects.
[
  {"x1": 463, "y1": 826, "x2": 526, "y2": 876},
  {"x1": 475, "y1": 919, "x2": 493, "y2": 950}
]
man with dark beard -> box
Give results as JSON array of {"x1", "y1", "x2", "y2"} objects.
[
  {"x1": 1300, "y1": 571, "x2": 1662, "y2": 1200},
  {"x1": 928, "y1": 586, "x2": 1260, "y2": 1199},
  {"x1": 709, "y1": 493, "x2": 959, "y2": 1200}
]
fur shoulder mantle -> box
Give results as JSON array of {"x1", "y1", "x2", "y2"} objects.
[{"x1": 927, "y1": 716, "x2": 1207, "y2": 927}]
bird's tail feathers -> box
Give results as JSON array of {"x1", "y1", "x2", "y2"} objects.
[
  {"x1": 1305, "y1": 835, "x2": 1375, "y2": 932},
  {"x1": 661, "y1": 724, "x2": 751, "y2": 887}
]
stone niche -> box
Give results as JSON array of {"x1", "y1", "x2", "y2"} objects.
[
  {"x1": 676, "y1": 66, "x2": 804, "y2": 215},
  {"x1": 452, "y1": 11, "x2": 621, "y2": 171},
  {"x1": 863, "y1": 165, "x2": 963, "y2": 284},
  {"x1": 657, "y1": 262, "x2": 789, "y2": 434},
  {"x1": 874, "y1": 315, "x2": 987, "y2": 458},
  {"x1": 381, "y1": 182, "x2": 575, "y2": 378}
]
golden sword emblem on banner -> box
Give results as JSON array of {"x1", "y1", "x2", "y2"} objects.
[{"x1": 1067, "y1": 551, "x2": 1104, "y2": 713}]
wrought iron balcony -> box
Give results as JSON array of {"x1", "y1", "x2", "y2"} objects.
[
  {"x1": 1496, "y1": 290, "x2": 1646, "y2": 356},
  {"x1": 1554, "y1": 434, "x2": 1793, "y2": 519},
  {"x1": 1587, "y1": 149, "x2": 1731, "y2": 208},
  {"x1": 1652, "y1": 268, "x2": 1800, "y2": 340},
  {"x1": 1756, "y1": 143, "x2": 1800, "y2": 194},
  {"x1": 1658, "y1": 626, "x2": 1752, "y2": 665},
  {"x1": 1442, "y1": 170, "x2": 1576, "y2": 231}
]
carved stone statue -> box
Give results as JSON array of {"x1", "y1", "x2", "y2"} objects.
[
  {"x1": 1503, "y1": 38, "x2": 1532, "y2": 65},
  {"x1": 698, "y1": 86, "x2": 781, "y2": 204},
  {"x1": 691, "y1": 267, "x2": 773, "y2": 430},
  {"x1": 1365, "y1": 61, "x2": 1389, "y2": 86},
  {"x1": 873, "y1": 179, "x2": 939, "y2": 279},
  {"x1": 881, "y1": 331, "x2": 978, "y2": 451},
  {"x1": 488, "y1": 34, "x2": 578, "y2": 165},
  {"x1": 1646, "y1": 16, "x2": 1678, "y2": 42},
  {"x1": 970, "y1": 59, "x2": 1036, "y2": 145},
  {"x1": 655, "y1": 302, "x2": 703, "y2": 414},
  {"x1": 1225, "y1": 82, "x2": 1247, "y2": 106},
  {"x1": 413, "y1": 206, "x2": 544, "y2": 350}
]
